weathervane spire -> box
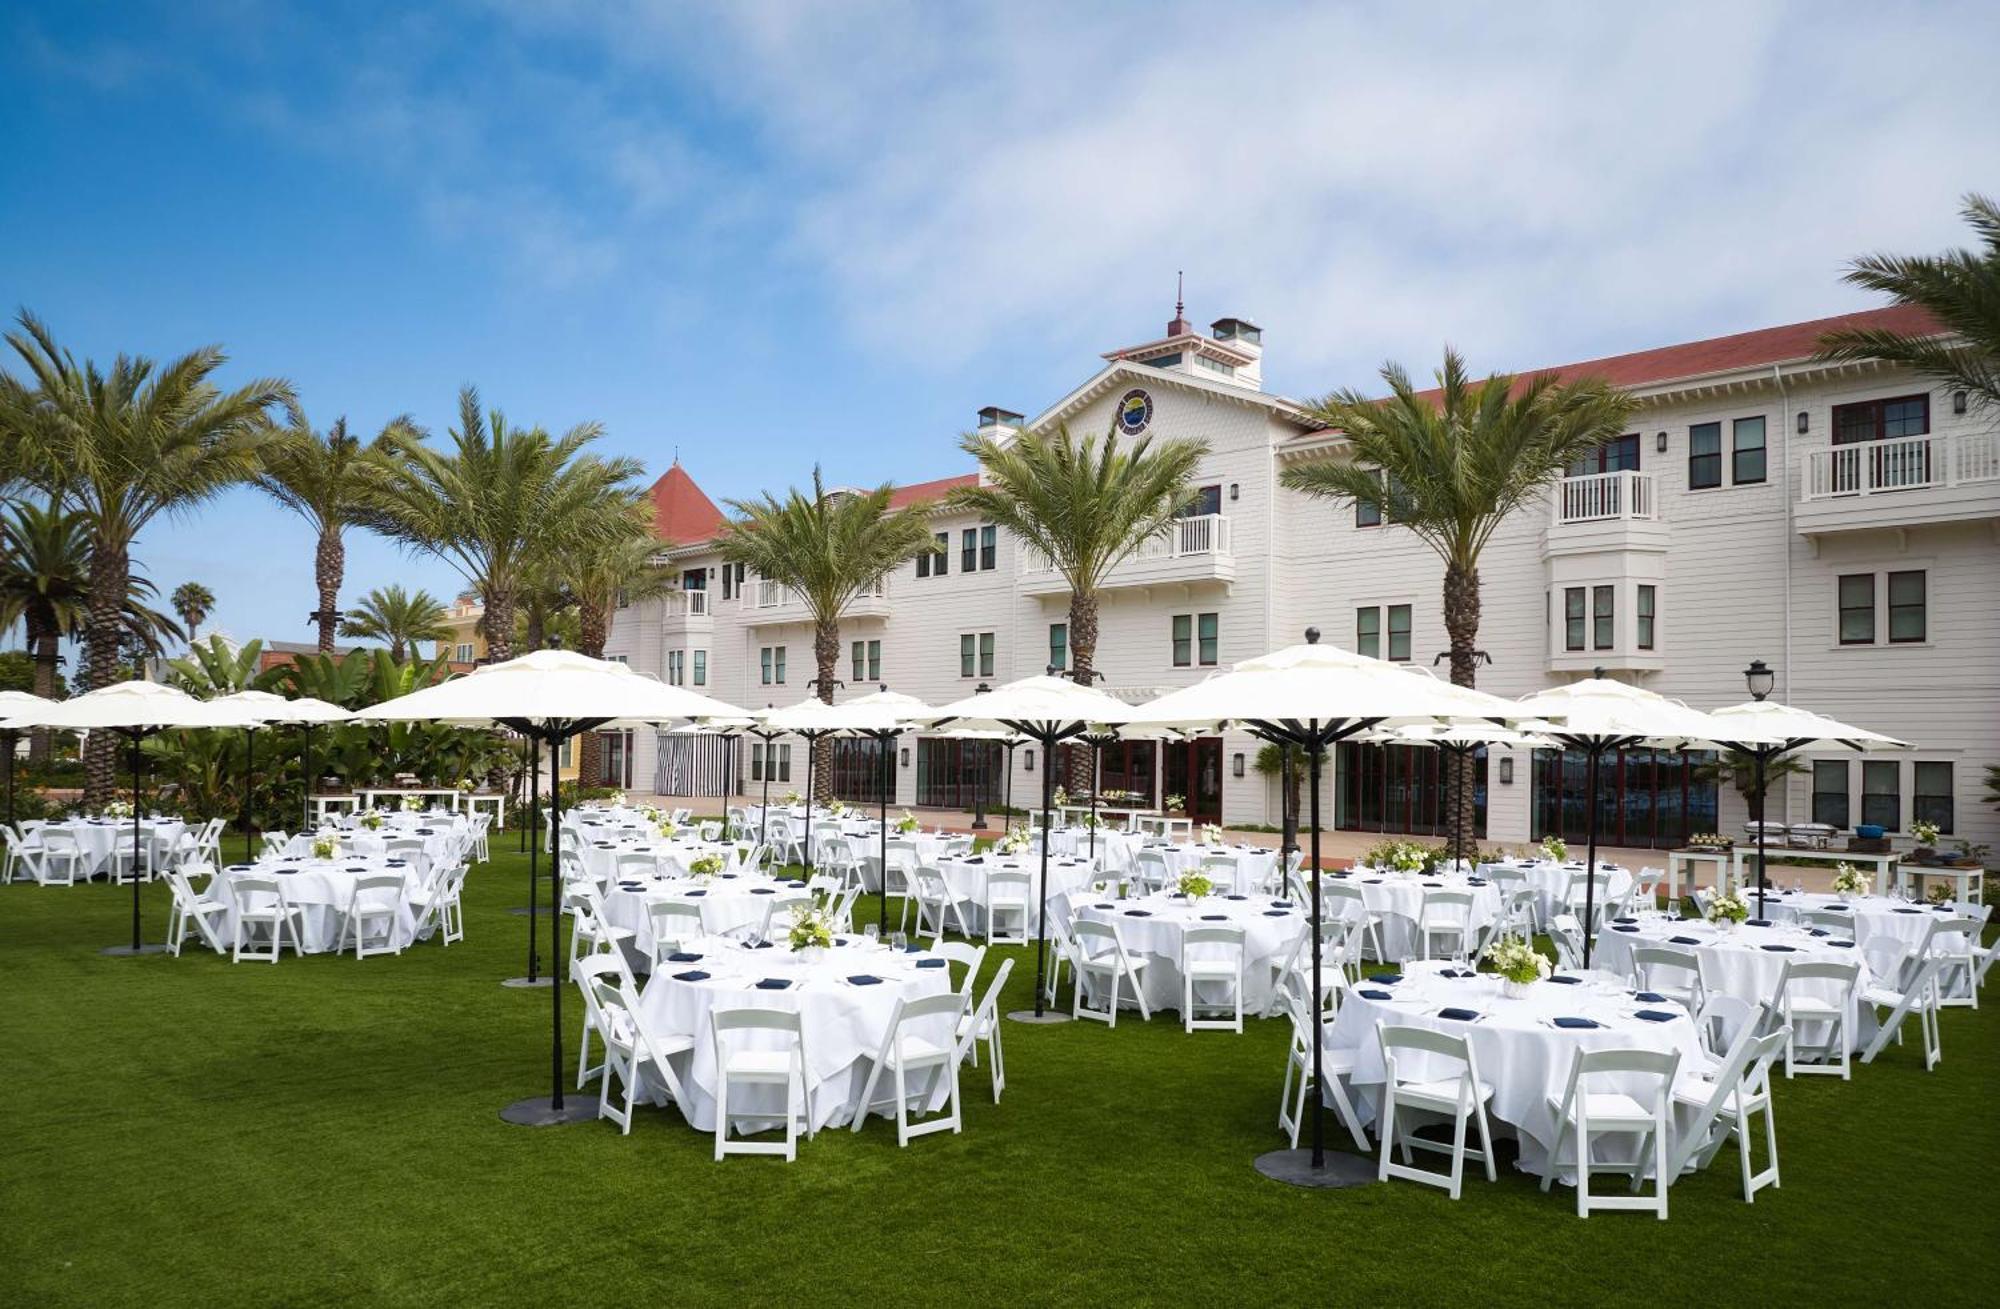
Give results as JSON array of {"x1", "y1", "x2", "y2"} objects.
[{"x1": 1167, "y1": 269, "x2": 1190, "y2": 336}]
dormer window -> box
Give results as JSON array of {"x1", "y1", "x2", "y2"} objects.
[
  {"x1": 1143, "y1": 352, "x2": 1183, "y2": 370},
  {"x1": 1193, "y1": 355, "x2": 1235, "y2": 377},
  {"x1": 1211, "y1": 317, "x2": 1262, "y2": 345}
]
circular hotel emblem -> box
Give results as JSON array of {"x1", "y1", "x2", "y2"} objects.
[{"x1": 1116, "y1": 388, "x2": 1154, "y2": 436}]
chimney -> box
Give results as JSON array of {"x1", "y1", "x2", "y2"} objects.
[{"x1": 976, "y1": 405, "x2": 1024, "y2": 433}]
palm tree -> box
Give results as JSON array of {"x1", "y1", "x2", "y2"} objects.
[
  {"x1": 719, "y1": 467, "x2": 940, "y2": 799},
  {"x1": 0, "y1": 313, "x2": 285, "y2": 800},
  {"x1": 949, "y1": 421, "x2": 1208, "y2": 785},
  {"x1": 339, "y1": 585, "x2": 452, "y2": 662},
  {"x1": 1280, "y1": 348, "x2": 1634, "y2": 852},
  {"x1": 171, "y1": 581, "x2": 214, "y2": 646},
  {"x1": 1816, "y1": 193, "x2": 2000, "y2": 414},
  {"x1": 358, "y1": 387, "x2": 640, "y2": 663},
  {"x1": 557, "y1": 502, "x2": 674, "y2": 782},
  {"x1": 253, "y1": 407, "x2": 412, "y2": 652}
]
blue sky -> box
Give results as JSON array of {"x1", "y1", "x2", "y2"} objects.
[{"x1": 5, "y1": 0, "x2": 1998, "y2": 654}]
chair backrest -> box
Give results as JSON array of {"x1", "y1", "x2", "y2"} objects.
[
  {"x1": 1378, "y1": 1023, "x2": 1479, "y2": 1082},
  {"x1": 574, "y1": 948, "x2": 637, "y2": 994},
  {"x1": 989, "y1": 869, "x2": 1031, "y2": 899},
  {"x1": 1633, "y1": 944, "x2": 1701, "y2": 985},
  {"x1": 353, "y1": 871, "x2": 405, "y2": 899},
  {"x1": 1323, "y1": 882, "x2": 1368, "y2": 917},
  {"x1": 1692, "y1": 992, "x2": 1756, "y2": 1057},
  {"x1": 1420, "y1": 889, "x2": 1473, "y2": 919},
  {"x1": 231, "y1": 873, "x2": 282, "y2": 905},
  {"x1": 1776, "y1": 959, "x2": 1861, "y2": 1007},
  {"x1": 1182, "y1": 924, "x2": 1245, "y2": 951},
  {"x1": 926, "y1": 940, "x2": 987, "y2": 995},
  {"x1": 713, "y1": 1007, "x2": 803, "y2": 1038},
  {"x1": 1071, "y1": 918, "x2": 1123, "y2": 953},
  {"x1": 649, "y1": 900, "x2": 706, "y2": 941},
  {"x1": 967, "y1": 956, "x2": 1015, "y2": 1028}
]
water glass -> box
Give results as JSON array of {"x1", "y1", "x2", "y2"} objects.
[
  {"x1": 891, "y1": 931, "x2": 908, "y2": 952},
  {"x1": 863, "y1": 923, "x2": 880, "y2": 946}
]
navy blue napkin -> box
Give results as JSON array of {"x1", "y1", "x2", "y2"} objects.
[
  {"x1": 1226, "y1": 894, "x2": 1249, "y2": 901},
  {"x1": 1439, "y1": 968, "x2": 1475, "y2": 980},
  {"x1": 672, "y1": 970, "x2": 710, "y2": 982},
  {"x1": 1093, "y1": 903, "x2": 1116, "y2": 910},
  {"x1": 755, "y1": 978, "x2": 791, "y2": 990},
  {"x1": 903, "y1": 943, "x2": 924, "y2": 952},
  {"x1": 788, "y1": 880, "x2": 807, "y2": 888},
  {"x1": 1364, "y1": 878, "x2": 1384, "y2": 884},
  {"x1": 750, "y1": 888, "x2": 776, "y2": 895},
  {"x1": 1547, "y1": 975, "x2": 1582, "y2": 985},
  {"x1": 1369, "y1": 972, "x2": 1404, "y2": 984},
  {"x1": 1612, "y1": 925, "x2": 1639, "y2": 933},
  {"x1": 1760, "y1": 944, "x2": 1797, "y2": 953},
  {"x1": 1634, "y1": 1009, "x2": 1676, "y2": 1023},
  {"x1": 1633, "y1": 991, "x2": 1667, "y2": 1003},
  {"x1": 1829, "y1": 939, "x2": 1855, "y2": 948},
  {"x1": 752, "y1": 941, "x2": 776, "y2": 950},
  {"x1": 847, "y1": 975, "x2": 882, "y2": 986},
  {"x1": 1422, "y1": 882, "x2": 1442, "y2": 889},
  {"x1": 1262, "y1": 910, "x2": 1290, "y2": 917},
  {"x1": 1669, "y1": 935, "x2": 1701, "y2": 945},
  {"x1": 915, "y1": 958, "x2": 946, "y2": 969},
  {"x1": 1894, "y1": 907, "x2": 1921, "y2": 915},
  {"x1": 667, "y1": 952, "x2": 703, "y2": 963},
  {"x1": 1201, "y1": 914, "x2": 1228, "y2": 921},
  {"x1": 1271, "y1": 900, "x2": 1293, "y2": 909},
  {"x1": 1466, "y1": 877, "x2": 1487, "y2": 886},
  {"x1": 1356, "y1": 988, "x2": 1395, "y2": 1000},
  {"x1": 1552, "y1": 1016, "x2": 1599, "y2": 1029},
  {"x1": 1808, "y1": 928, "x2": 1830, "y2": 937},
  {"x1": 965, "y1": 856, "x2": 985, "y2": 864},
  {"x1": 1124, "y1": 909, "x2": 1153, "y2": 918},
  {"x1": 1438, "y1": 1007, "x2": 1480, "y2": 1022},
  {"x1": 1825, "y1": 904, "x2": 1850, "y2": 911},
  {"x1": 387, "y1": 859, "x2": 407, "y2": 866},
  {"x1": 686, "y1": 889, "x2": 706, "y2": 898},
  {"x1": 1612, "y1": 916, "x2": 1638, "y2": 924},
  {"x1": 273, "y1": 867, "x2": 299, "y2": 875}
]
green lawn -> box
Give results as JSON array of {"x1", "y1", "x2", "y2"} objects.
[{"x1": 2, "y1": 847, "x2": 1994, "y2": 1306}]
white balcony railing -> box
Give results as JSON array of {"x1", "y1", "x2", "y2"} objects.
[
  {"x1": 686, "y1": 589, "x2": 709, "y2": 616},
  {"x1": 1025, "y1": 513, "x2": 1233, "y2": 575},
  {"x1": 1553, "y1": 470, "x2": 1657, "y2": 524},
  {"x1": 1801, "y1": 431, "x2": 2000, "y2": 500},
  {"x1": 755, "y1": 577, "x2": 788, "y2": 608}
]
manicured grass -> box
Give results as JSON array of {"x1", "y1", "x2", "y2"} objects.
[{"x1": 1, "y1": 848, "x2": 1993, "y2": 1306}]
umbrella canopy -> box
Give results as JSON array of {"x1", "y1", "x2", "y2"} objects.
[
  {"x1": 821, "y1": 687, "x2": 935, "y2": 932},
  {"x1": 1123, "y1": 640, "x2": 1533, "y2": 729},
  {"x1": 0, "y1": 690, "x2": 57, "y2": 827},
  {"x1": 753, "y1": 696, "x2": 911, "y2": 735},
  {"x1": 357, "y1": 648, "x2": 743, "y2": 728},
  {"x1": 209, "y1": 690, "x2": 356, "y2": 849},
  {"x1": 924, "y1": 673, "x2": 1136, "y2": 734},
  {"x1": 1, "y1": 679, "x2": 268, "y2": 732}
]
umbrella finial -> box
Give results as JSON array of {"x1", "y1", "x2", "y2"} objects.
[
  {"x1": 1304, "y1": 626, "x2": 1320, "y2": 644},
  {"x1": 1592, "y1": 665, "x2": 1605, "y2": 680}
]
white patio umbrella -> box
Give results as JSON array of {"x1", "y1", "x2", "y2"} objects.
[
  {"x1": 752, "y1": 694, "x2": 915, "y2": 882},
  {"x1": 924, "y1": 673, "x2": 1139, "y2": 1022},
  {"x1": 1514, "y1": 674, "x2": 1781, "y2": 963},
  {"x1": 831, "y1": 686, "x2": 935, "y2": 932},
  {"x1": 1708, "y1": 661, "x2": 1912, "y2": 916},
  {"x1": 936, "y1": 726, "x2": 1029, "y2": 832},
  {"x1": 1123, "y1": 629, "x2": 1539, "y2": 1187},
  {"x1": 209, "y1": 689, "x2": 353, "y2": 858},
  {"x1": 0, "y1": 690, "x2": 55, "y2": 828},
  {"x1": 1360, "y1": 722, "x2": 1558, "y2": 868},
  {"x1": 1, "y1": 681, "x2": 268, "y2": 955},
  {"x1": 360, "y1": 649, "x2": 745, "y2": 1126}
]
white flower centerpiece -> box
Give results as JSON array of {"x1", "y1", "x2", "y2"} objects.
[
  {"x1": 1201, "y1": 823, "x2": 1225, "y2": 848},
  {"x1": 827, "y1": 800, "x2": 848, "y2": 819},
  {"x1": 657, "y1": 821, "x2": 679, "y2": 842},
  {"x1": 1081, "y1": 811, "x2": 1104, "y2": 832},
  {"x1": 310, "y1": 832, "x2": 338, "y2": 860},
  {"x1": 788, "y1": 904, "x2": 835, "y2": 961},
  {"x1": 402, "y1": 795, "x2": 425, "y2": 813},
  {"x1": 1163, "y1": 792, "x2": 1186, "y2": 816},
  {"x1": 639, "y1": 805, "x2": 662, "y2": 825},
  {"x1": 895, "y1": 810, "x2": 920, "y2": 835},
  {"x1": 1540, "y1": 835, "x2": 1568, "y2": 863},
  {"x1": 102, "y1": 799, "x2": 135, "y2": 820},
  {"x1": 1910, "y1": 819, "x2": 1941, "y2": 858},
  {"x1": 361, "y1": 810, "x2": 384, "y2": 831},
  {"x1": 1371, "y1": 839, "x2": 1426, "y2": 876},
  {"x1": 783, "y1": 790, "x2": 803, "y2": 807},
  {"x1": 1176, "y1": 871, "x2": 1213, "y2": 900},
  {"x1": 1831, "y1": 862, "x2": 1871, "y2": 899},
  {"x1": 1483, "y1": 933, "x2": 1551, "y2": 998},
  {"x1": 1052, "y1": 786, "x2": 1069, "y2": 809},
  {"x1": 1705, "y1": 887, "x2": 1751, "y2": 931},
  {"x1": 688, "y1": 853, "x2": 725, "y2": 880},
  {"x1": 998, "y1": 828, "x2": 1031, "y2": 856}
]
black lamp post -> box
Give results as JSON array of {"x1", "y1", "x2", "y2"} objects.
[
  {"x1": 1745, "y1": 658, "x2": 1777, "y2": 918},
  {"x1": 970, "y1": 683, "x2": 991, "y2": 829}
]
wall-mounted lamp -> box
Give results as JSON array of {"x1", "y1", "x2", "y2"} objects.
[
  {"x1": 1228, "y1": 483, "x2": 1240, "y2": 501},
  {"x1": 1655, "y1": 431, "x2": 1667, "y2": 453},
  {"x1": 1953, "y1": 390, "x2": 1969, "y2": 416},
  {"x1": 1796, "y1": 411, "x2": 1809, "y2": 434},
  {"x1": 1024, "y1": 749, "x2": 1035, "y2": 772},
  {"x1": 1232, "y1": 752, "x2": 1245, "y2": 778},
  {"x1": 899, "y1": 747, "x2": 910, "y2": 767},
  {"x1": 1498, "y1": 757, "x2": 1514, "y2": 785}
]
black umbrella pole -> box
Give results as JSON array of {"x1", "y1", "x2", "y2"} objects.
[
  {"x1": 1583, "y1": 747, "x2": 1600, "y2": 968},
  {"x1": 878, "y1": 736, "x2": 890, "y2": 934},
  {"x1": 131, "y1": 734, "x2": 144, "y2": 951},
  {"x1": 1308, "y1": 738, "x2": 1325, "y2": 1170},
  {"x1": 803, "y1": 744, "x2": 816, "y2": 875},
  {"x1": 1754, "y1": 752, "x2": 1767, "y2": 918},
  {"x1": 549, "y1": 736, "x2": 565, "y2": 1111},
  {"x1": 242, "y1": 728, "x2": 254, "y2": 863},
  {"x1": 528, "y1": 739, "x2": 541, "y2": 981},
  {"x1": 1034, "y1": 758, "x2": 1053, "y2": 1017}
]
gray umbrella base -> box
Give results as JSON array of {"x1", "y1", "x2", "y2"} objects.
[
  {"x1": 101, "y1": 943, "x2": 173, "y2": 957},
  {"x1": 507, "y1": 907, "x2": 535, "y2": 917},
  {"x1": 1006, "y1": 1009, "x2": 1072, "y2": 1025},
  {"x1": 499, "y1": 1095, "x2": 600, "y2": 1127},
  {"x1": 501, "y1": 975, "x2": 555, "y2": 989},
  {"x1": 1253, "y1": 1147, "x2": 1379, "y2": 1188}
]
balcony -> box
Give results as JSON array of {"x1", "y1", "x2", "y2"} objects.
[
  {"x1": 659, "y1": 587, "x2": 712, "y2": 636},
  {"x1": 745, "y1": 577, "x2": 891, "y2": 626},
  {"x1": 1021, "y1": 513, "x2": 1236, "y2": 596},
  {"x1": 1796, "y1": 431, "x2": 2000, "y2": 536},
  {"x1": 1542, "y1": 471, "x2": 1668, "y2": 558}
]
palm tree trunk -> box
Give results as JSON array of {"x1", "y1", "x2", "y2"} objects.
[
  {"x1": 28, "y1": 618, "x2": 58, "y2": 765},
  {"x1": 812, "y1": 618, "x2": 839, "y2": 803},
  {"x1": 484, "y1": 590, "x2": 515, "y2": 663},
  {"x1": 575, "y1": 598, "x2": 608, "y2": 785},
  {"x1": 1065, "y1": 588, "x2": 1100, "y2": 794},
  {"x1": 314, "y1": 526, "x2": 343, "y2": 654},
  {"x1": 82, "y1": 539, "x2": 131, "y2": 806},
  {"x1": 1442, "y1": 560, "x2": 1482, "y2": 858}
]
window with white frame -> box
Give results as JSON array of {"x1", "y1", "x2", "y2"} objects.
[
  {"x1": 1836, "y1": 568, "x2": 1927, "y2": 647},
  {"x1": 454, "y1": 643, "x2": 473, "y2": 663},
  {"x1": 1048, "y1": 622, "x2": 1067, "y2": 672},
  {"x1": 666, "y1": 651, "x2": 684, "y2": 684},
  {"x1": 760, "y1": 645, "x2": 787, "y2": 685},
  {"x1": 851, "y1": 639, "x2": 881, "y2": 683},
  {"x1": 1171, "y1": 612, "x2": 1219, "y2": 667},
  {"x1": 960, "y1": 631, "x2": 994, "y2": 678},
  {"x1": 692, "y1": 650, "x2": 706, "y2": 686}
]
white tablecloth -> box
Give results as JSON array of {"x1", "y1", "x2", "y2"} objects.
[
  {"x1": 579, "y1": 837, "x2": 740, "y2": 884},
  {"x1": 599, "y1": 872, "x2": 807, "y2": 957},
  {"x1": 1073, "y1": 891, "x2": 1305, "y2": 1014},
  {"x1": 938, "y1": 854, "x2": 1097, "y2": 935},
  {"x1": 1323, "y1": 869, "x2": 1504, "y2": 961},
  {"x1": 41, "y1": 818, "x2": 186, "y2": 877},
  {"x1": 213, "y1": 857, "x2": 421, "y2": 953},
  {"x1": 1755, "y1": 890, "x2": 1967, "y2": 954},
  {"x1": 1479, "y1": 859, "x2": 1633, "y2": 926},
  {"x1": 1328, "y1": 962, "x2": 1703, "y2": 1176},
  {"x1": 1045, "y1": 828, "x2": 1141, "y2": 872},
  {"x1": 633, "y1": 935, "x2": 955, "y2": 1133},
  {"x1": 1591, "y1": 916, "x2": 1875, "y2": 1028}
]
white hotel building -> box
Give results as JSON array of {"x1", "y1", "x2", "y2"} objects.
[{"x1": 603, "y1": 304, "x2": 2000, "y2": 853}]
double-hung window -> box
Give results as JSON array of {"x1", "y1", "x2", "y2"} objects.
[
  {"x1": 1592, "y1": 585, "x2": 1614, "y2": 650},
  {"x1": 1048, "y1": 622, "x2": 1068, "y2": 672},
  {"x1": 1837, "y1": 574, "x2": 1875, "y2": 645},
  {"x1": 1356, "y1": 608, "x2": 1380, "y2": 658},
  {"x1": 961, "y1": 528, "x2": 978, "y2": 573},
  {"x1": 1887, "y1": 570, "x2": 1926, "y2": 643},
  {"x1": 692, "y1": 650, "x2": 706, "y2": 686},
  {"x1": 1811, "y1": 759, "x2": 1849, "y2": 828},
  {"x1": 1564, "y1": 588, "x2": 1585, "y2": 652},
  {"x1": 1688, "y1": 422, "x2": 1722, "y2": 489},
  {"x1": 1732, "y1": 416, "x2": 1766, "y2": 484},
  {"x1": 1386, "y1": 605, "x2": 1411, "y2": 661},
  {"x1": 980, "y1": 525, "x2": 997, "y2": 570},
  {"x1": 961, "y1": 632, "x2": 995, "y2": 678},
  {"x1": 1636, "y1": 584, "x2": 1656, "y2": 651},
  {"x1": 1171, "y1": 613, "x2": 1218, "y2": 667},
  {"x1": 1861, "y1": 760, "x2": 1899, "y2": 830},
  {"x1": 1913, "y1": 762, "x2": 1953, "y2": 834},
  {"x1": 851, "y1": 639, "x2": 881, "y2": 683}
]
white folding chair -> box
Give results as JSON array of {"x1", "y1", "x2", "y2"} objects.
[
  {"x1": 1276, "y1": 983, "x2": 1368, "y2": 1152},
  {"x1": 1323, "y1": 882, "x2": 1387, "y2": 963},
  {"x1": 4, "y1": 827, "x2": 62, "y2": 885},
  {"x1": 1199, "y1": 853, "x2": 1240, "y2": 896},
  {"x1": 591, "y1": 974, "x2": 696, "y2": 1135},
  {"x1": 712, "y1": 1008, "x2": 813, "y2": 1161},
  {"x1": 614, "y1": 851, "x2": 658, "y2": 882},
  {"x1": 573, "y1": 952, "x2": 638, "y2": 1087},
  {"x1": 1181, "y1": 924, "x2": 1246, "y2": 1034},
  {"x1": 1070, "y1": 919, "x2": 1150, "y2": 1026},
  {"x1": 955, "y1": 956, "x2": 1015, "y2": 1102},
  {"x1": 1131, "y1": 850, "x2": 1171, "y2": 897},
  {"x1": 165, "y1": 865, "x2": 230, "y2": 955},
  {"x1": 850, "y1": 991, "x2": 968, "y2": 1146},
  {"x1": 1671, "y1": 1025, "x2": 1787, "y2": 1202},
  {"x1": 335, "y1": 871, "x2": 407, "y2": 959},
  {"x1": 1546, "y1": 914, "x2": 1587, "y2": 972},
  {"x1": 1774, "y1": 959, "x2": 1860, "y2": 1079},
  {"x1": 1688, "y1": 993, "x2": 1757, "y2": 1077},
  {"x1": 985, "y1": 870, "x2": 1032, "y2": 946},
  {"x1": 37, "y1": 828, "x2": 86, "y2": 886},
  {"x1": 1540, "y1": 1047, "x2": 1682, "y2": 1218},
  {"x1": 1860, "y1": 936, "x2": 1944, "y2": 1070},
  {"x1": 229, "y1": 873, "x2": 303, "y2": 963},
  {"x1": 1376, "y1": 1024, "x2": 1497, "y2": 1200},
  {"x1": 1929, "y1": 910, "x2": 1989, "y2": 1009},
  {"x1": 1417, "y1": 889, "x2": 1476, "y2": 962},
  {"x1": 1630, "y1": 945, "x2": 1705, "y2": 1013},
  {"x1": 647, "y1": 901, "x2": 708, "y2": 966}
]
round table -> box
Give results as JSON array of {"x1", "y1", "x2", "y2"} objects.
[
  {"x1": 43, "y1": 817, "x2": 186, "y2": 878},
  {"x1": 1591, "y1": 914, "x2": 1876, "y2": 1027},
  {"x1": 1479, "y1": 859, "x2": 1633, "y2": 927},
  {"x1": 633, "y1": 935, "x2": 955, "y2": 1133},
  {"x1": 938, "y1": 853, "x2": 1097, "y2": 935},
  {"x1": 213, "y1": 856, "x2": 421, "y2": 953},
  {"x1": 1328, "y1": 961, "x2": 1702, "y2": 1177},
  {"x1": 1073, "y1": 891, "x2": 1305, "y2": 1014},
  {"x1": 1754, "y1": 889, "x2": 1968, "y2": 953},
  {"x1": 599, "y1": 872, "x2": 807, "y2": 956},
  {"x1": 1045, "y1": 828, "x2": 1140, "y2": 873},
  {"x1": 580, "y1": 837, "x2": 741, "y2": 884},
  {"x1": 1323, "y1": 868, "x2": 1504, "y2": 962}
]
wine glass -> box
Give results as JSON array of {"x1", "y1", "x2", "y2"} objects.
[
  {"x1": 891, "y1": 930, "x2": 908, "y2": 953},
  {"x1": 863, "y1": 923, "x2": 880, "y2": 947}
]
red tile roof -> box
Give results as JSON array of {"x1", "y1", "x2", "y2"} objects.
[
  {"x1": 1500, "y1": 304, "x2": 1942, "y2": 392},
  {"x1": 649, "y1": 463, "x2": 725, "y2": 546},
  {"x1": 886, "y1": 472, "x2": 977, "y2": 508}
]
